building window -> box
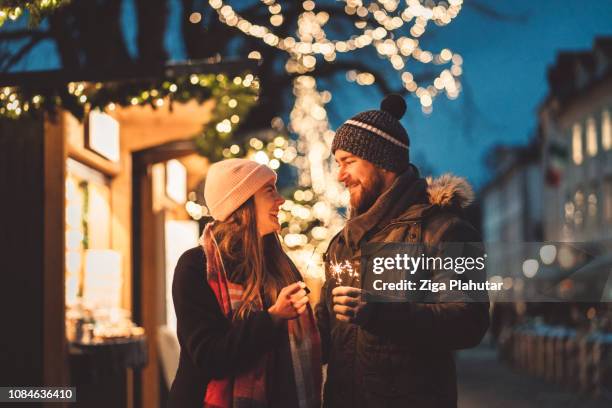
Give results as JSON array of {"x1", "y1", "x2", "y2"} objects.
[
  {"x1": 572, "y1": 122, "x2": 583, "y2": 165},
  {"x1": 603, "y1": 109, "x2": 611, "y2": 151},
  {"x1": 586, "y1": 117, "x2": 597, "y2": 157}
]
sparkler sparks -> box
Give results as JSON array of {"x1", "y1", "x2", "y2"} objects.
[{"x1": 329, "y1": 259, "x2": 359, "y2": 285}]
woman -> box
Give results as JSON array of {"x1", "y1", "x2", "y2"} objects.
[{"x1": 168, "y1": 158, "x2": 321, "y2": 408}]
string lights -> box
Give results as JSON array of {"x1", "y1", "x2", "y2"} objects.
[
  {"x1": 0, "y1": 73, "x2": 259, "y2": 161},
  {"x1": 279, "y1": 76, "x2": 349, "y2": 279},
  {"x1": 209, "y1": 0, "x2": 464, "y2": 112},
  {"x1": 0, "y1": 0, "x2": 71, "y2": 27}
]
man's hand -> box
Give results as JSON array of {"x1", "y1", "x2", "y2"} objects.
[{"x1": 332, "y1": 286, "x2": 371, "y2": 324}]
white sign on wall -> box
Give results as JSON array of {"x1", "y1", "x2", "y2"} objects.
[{"x1": 87, "y1": 111, "x2": 120, "y2": 162}]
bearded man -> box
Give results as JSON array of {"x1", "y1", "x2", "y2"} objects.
[{"x1": 315, "y1": 94, "x2": 490, "y2": 408}]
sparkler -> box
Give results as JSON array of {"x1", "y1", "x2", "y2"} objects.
[{"x1": 329, "y1": 259, "x2": 360, "y2": 286}]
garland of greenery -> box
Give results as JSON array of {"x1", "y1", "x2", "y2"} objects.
[
  {"x1": 0, "y1": 0, "x2": 71, "y2": 27},
  {"x1": 192, "y1": 74, "x2": 260, "y2": 161},
  {"x1": 0, "y1": 72, "x2": 259, "y2": 161}
]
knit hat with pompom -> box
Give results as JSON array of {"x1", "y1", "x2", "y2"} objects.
[{"x1": 331, "y1": 94, "x2": 410, "y2": 173}]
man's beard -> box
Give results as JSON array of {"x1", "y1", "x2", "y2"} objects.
[{"x1": 350, "y1": 171, "x2": 385, "y2": 216}]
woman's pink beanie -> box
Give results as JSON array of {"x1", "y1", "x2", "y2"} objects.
[{"x1": 204, "y1": 158, "x2": 277, "y2": 221}]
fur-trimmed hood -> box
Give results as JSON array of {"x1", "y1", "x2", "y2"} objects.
[
  {"x1": 426, "y1": 173, "x2": 474, "y2": 209},
  {"x1": 342, "y1": 169, "x2": 474, "y2": 247}
]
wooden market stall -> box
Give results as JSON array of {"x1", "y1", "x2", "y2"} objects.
[{"x1": 0, "y1": 59, "x2": 257, "y2": 408}]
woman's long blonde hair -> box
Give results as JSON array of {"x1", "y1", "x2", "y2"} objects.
[{"x1": 210, "y1": 197, "x2": 297, "y2": 320}]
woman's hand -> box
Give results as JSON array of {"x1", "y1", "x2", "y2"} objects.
[{"x1": 268, "y1": 281, "x2": 309, "y2": 324}]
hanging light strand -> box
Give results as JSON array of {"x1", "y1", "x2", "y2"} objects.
[{"x1": 209, "y1": 0, "x2": 465, "y2": 111}]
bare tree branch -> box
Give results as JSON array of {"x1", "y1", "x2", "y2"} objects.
[
  {"x1": 307, "y1": 59, "x2": 443, "y2": 95},
  {"x1": 0, "y1": 35, "x2": 44, "y2": 72},
  {"x1": 466, "y1": 1, "x2": 529, "y2": 23},
  {"x1": 0, "y1": 29, "x2": 51, "y2": 41},
  {"x1": 278, "y1": 3, "x2": 379, "y2": 34},
  {"x1": 308, "y1": 60, "x2": 396, "y2": 94}
]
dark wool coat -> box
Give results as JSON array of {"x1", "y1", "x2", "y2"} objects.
[
  {"x1": 316, "y1": 168, "x2": 490, "y2": 408},
  {"x1": 168, "y1": 246, "x2": 299, "y2": 408}
]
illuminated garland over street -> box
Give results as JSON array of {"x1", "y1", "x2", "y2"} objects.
[
  {"x1": 0, "y1": 0, "x2": 71, "y2": 27},
  {"x1": 210, "y1": 0, "x2": 464, "y2": 112},
  {"x1": 0, "y1": 72, "x2": 259, "y2": 161}
]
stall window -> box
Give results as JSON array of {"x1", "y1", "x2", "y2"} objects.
[{"x1": 65, "y1": 159, "x2": 115, "y2": 310}]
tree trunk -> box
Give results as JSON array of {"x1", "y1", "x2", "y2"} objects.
[
  {"x1": 135, "y1": 0, "x2": 168, "y2": 66},
  {"x1": 180, "y1": 0, "x2": 234, "y2": 59},
  {"x1": 48, "y1": 0, "x2": 133, "y2": 70}
]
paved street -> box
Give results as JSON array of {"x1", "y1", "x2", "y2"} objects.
[{"x1": 456, "y1": 346, "x2": 610, "y2": 408}]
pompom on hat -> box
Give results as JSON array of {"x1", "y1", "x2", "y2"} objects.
[
  {"x1": 204, "y1": 158, "x2": 277, "y2": 221},
  {"x1": 332, "y1": 94, "x2": 410, "y2": 173}
]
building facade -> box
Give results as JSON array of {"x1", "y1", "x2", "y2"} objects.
[
  {"x1": 539, "y1": 38, "x2": 612, "y2": 244},
  {"x1": 481, "y1": 141, "x2": 543, "y2": 284}
]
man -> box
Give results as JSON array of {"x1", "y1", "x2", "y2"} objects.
[{"x1": 315, "y1": 94, "x2": 490, "y2": 408}]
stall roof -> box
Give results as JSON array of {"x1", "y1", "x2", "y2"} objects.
[{"x1": 0, "y1": 57, "x2": 260, "y2": 87}]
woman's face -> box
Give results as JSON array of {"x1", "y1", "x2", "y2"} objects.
[{"x1": 253, "y1": 180, "x2": 285, "y2": 236}]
